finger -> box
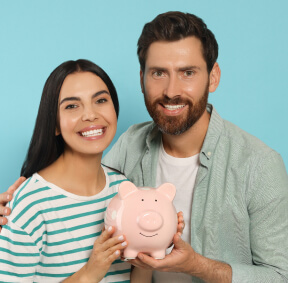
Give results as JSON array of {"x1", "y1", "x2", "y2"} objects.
[
  {"x1": 94, "y1": 229, "x2": 126, "y2": 252},
  {"x1": 106, "y1": 249, "x2": 121, "y2": 263},
  {"x1": 136, "y1": 253, "x2": 159, "y2": 269},
  {"x1": 177, "y1": 211, "x2": 183, "y2": 220},
  {"x1": 177, "y1": 222, "x2": 185, "y2": 235},
  {"x1": 172, "y1": 233, "x2": 187, "y2": 250},
  {"x1": 0, "y1": 216, "x2": 8, "y2": 226},
  {"x1": 0, "y1": 206, "x2": 11, "y2": 227},
  {"x1": 96, "y1": 226, "x2": 115, "y2": 245},
  {"x1": 103, "y1": 240, "x2": 128, "y2": 258},
  {"x1": 129, "y1": 258, "x2": 152, "y2": 270},
  {"x1": 7, "y1": 177, "x2": 26, "y2": 194},
  {"x1": 0, "y1": 193, "x2": 12, "y2": 205}
]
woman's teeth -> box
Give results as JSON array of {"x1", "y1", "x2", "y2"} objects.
[
  {"x1": 164, "y1": 104, "x2": 185, "y2": 110},
  {"x1": 81, "y1": 129, "x2": 103, "y2": 137}
]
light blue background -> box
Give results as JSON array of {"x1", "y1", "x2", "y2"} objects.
[{"x1": 1, "y1": 1, "x2": 287, "y2": 192}]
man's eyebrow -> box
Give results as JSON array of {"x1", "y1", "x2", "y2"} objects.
[
  {"x1": 59, "y1": 90, "x2": 110, "y2": 105},
  {"x1": 178, "y1": 66, "x2": 201, "y2": 71},
  {"x1": 147, "y1": 66, "x2": 201, "y2": 71}
]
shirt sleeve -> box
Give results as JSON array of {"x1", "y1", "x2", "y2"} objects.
[
  {"x1": 231, "y1": 151, "x2": 288, "y2": 282},
  {"x1": 103, "y1": 130, "x2": 126, "y2": 172},
  {"x1": 0, "y1": 220, "x2": 40, "y2": 282}
]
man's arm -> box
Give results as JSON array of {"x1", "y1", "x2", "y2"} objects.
[
  {"x1": 0, "y1": 177, "x2": 26, "y2": 231},
  {"x1": 131, "y1": 151, "x2": 288, "y2": 283}
]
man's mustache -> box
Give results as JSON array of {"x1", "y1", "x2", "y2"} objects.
[{"x1": 154, "y1": 96, "x2": 191, "y2": 105}]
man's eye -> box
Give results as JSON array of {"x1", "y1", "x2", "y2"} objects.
[
  {"x1": 184, "y1": 70, "x2": 194, "y2": 77},
  {"x1": 65, "y1": 104, "x2": 78, "y2": 109},
  {"x1": 153, "y1": 71, "x2": 164, "y2": 77}
]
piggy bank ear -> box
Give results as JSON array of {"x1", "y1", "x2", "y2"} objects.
[
  {"x1": 118, "y1": 181, "x2": 138, "y2": 199},
  {"x1": 156, "y1": 183, "x2": 176, "y2": 201}
]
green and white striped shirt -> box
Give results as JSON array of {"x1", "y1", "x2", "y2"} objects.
[{"x1": 0, "y1": 166, "x2": 131, "y2": 282}]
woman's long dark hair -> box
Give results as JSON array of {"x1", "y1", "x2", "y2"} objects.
[{"x1": 21, "y1": 59, "x2": 119, "y2": 178}]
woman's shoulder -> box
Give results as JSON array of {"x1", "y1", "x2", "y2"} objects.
[
  {"x1": 102, "y1": 165, "x2": 129, "y2": 185},
  {"x1": 8, "y1": 174, "x2": 56, "y2": 222}
]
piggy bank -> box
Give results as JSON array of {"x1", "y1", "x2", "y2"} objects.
[{"x1": 105, "y1": 181, "x2": 177, "y2": 259}]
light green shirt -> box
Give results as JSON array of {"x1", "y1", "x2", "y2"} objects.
[{"x1": 103, "y1": 104, "x2": 288, "y2": 282}]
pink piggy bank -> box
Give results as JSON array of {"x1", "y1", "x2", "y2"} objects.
[{"x1": 105, "y1": 181, "x2": 177, "y2": 259}]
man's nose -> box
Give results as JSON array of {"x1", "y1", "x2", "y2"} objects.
[{"x1": 163, "y1": 74, "x2": 181, "y2": 99}]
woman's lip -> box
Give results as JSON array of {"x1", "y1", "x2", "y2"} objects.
[
  {"x1": 78, "y1": 125, "x2": 105, "y2": 133},
  {"x1": 78, "y1": 127, "x2": 107, "y2": 139}
]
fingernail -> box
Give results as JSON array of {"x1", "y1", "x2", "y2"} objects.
[
  {"x1": 118, "y1": 235, "x2": 124, "y2": 241},
  {"x1": 4, "y1": 208, "x2": 8, "y2": 215},
  {"x1": 108, "y1": 226, "x2": 112, "y2": 232},
  {"x1": 121, "y1": 241, "x2": 127, "y2": 247},
  {"x1": 115, "y1": 250, "x2": 120, "y2": 256},
  {"x1": 6, "y1": 195, "x2": 10, "y2": 200},
  {"x1": 139, "y1": 254, "x2": 144, "y2": 260}
]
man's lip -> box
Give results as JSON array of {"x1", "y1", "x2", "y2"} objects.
[{"x1": 159, "y1": 103, "x2": 187, "y2": 115}]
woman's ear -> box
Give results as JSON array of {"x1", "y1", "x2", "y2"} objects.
[
  {"x1": 208, "y1": 62, "x2": 221, "y2": 93},
  {"x1": 55, "y1": 127, "x2": 61, "y2": 136}
]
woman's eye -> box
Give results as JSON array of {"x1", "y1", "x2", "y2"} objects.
[
  {"x1": 96, "y1": 98, "x2": 107, "y2": 104},
  {"x1": 65, "y1": 104, "x2": 78, "y2": 109}
]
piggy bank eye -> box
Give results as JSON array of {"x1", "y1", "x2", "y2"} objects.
[
  {"x1": 155, "y1": 199, "x2": 157, "y2": 202},
  {"x1": 142, "y1": 199, "x2": 144, "y2": 201}
]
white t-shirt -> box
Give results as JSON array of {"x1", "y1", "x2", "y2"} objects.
[{"x1": 154, "y1": 141, "x2": 200, "y2": 283}]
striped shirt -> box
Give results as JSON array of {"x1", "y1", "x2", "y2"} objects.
[{"x1": 0, "y1": 166, "x2": 131, "y2": 282}]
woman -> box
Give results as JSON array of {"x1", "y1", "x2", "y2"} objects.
[{"x1": 0, "y1": 59, "x2": 145, "y2": 282}]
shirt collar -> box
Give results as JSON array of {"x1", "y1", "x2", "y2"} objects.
[
  {"x1": 145, "y1": 103, "x2": 224, "y2": 167},
  {"x1": 199, "y1": 104, "x2": 224, "y2": 167}
]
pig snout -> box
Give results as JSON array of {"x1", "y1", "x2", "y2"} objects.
[{"x1": 137, "y1": 211, "x2": 163, "y2": 231}]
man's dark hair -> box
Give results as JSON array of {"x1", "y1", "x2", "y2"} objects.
[
  {"x1": 137, "y1": 11, "x2": 218, "y2": 73},
  {"x1": 21, "y1": 59, "x2": 119, "y2": 178}
]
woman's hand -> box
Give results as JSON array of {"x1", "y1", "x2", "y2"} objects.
[
  {"x1": 63, "y1": 226, "x2": 128, "y2": 283},
  {"x1": 0, "y1": 177, "x2": 26, "y2": 231}
]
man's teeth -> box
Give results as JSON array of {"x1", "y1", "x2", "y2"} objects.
[
  {"x1": 81, "y1": 129, "x2": 103, "y2": 137},
  {"x1": 164, "y1": 104, "x2": 185, "y2": 110}
]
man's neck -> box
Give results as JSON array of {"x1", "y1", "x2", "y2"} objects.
[{"x1": 162, "y1": 110, "x2": 210, "y2": 158}]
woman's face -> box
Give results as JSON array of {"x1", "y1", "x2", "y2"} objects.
[{"x1": 57, "y1": 71, "x2": 117, "y2": 156}]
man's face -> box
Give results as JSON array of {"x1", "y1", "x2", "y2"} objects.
[{"x1": 141, "y1": 36, "x2": 214, "y2": 135}]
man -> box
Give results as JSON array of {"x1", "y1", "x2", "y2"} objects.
[{"x1": 1, "y1": 11, "x2": 288, "y2": 283}]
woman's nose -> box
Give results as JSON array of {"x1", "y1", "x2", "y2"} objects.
[{"x1": 81, "y1": 107, "x2": 98, "y2": 121}]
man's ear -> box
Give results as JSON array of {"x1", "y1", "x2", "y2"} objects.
[
  {"x1": 140, "y1": 69, "x2": 144, "y2": 94},
  {"x1": 208, "y1": 62, "x2": 221, "y2": 93}
]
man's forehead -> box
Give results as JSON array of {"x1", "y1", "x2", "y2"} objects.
[{"x1": 145, "y1": 36, "x2": 206, "y2": 68}]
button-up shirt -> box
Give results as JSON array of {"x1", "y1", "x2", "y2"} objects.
[{"x1": 103, "y1": 104, "x2": 288, "y2": 282}]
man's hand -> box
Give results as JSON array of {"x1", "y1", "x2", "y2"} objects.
[
  {"x1": 0, "y1": 177, "x2": 26, "y2": 230},
  {"x1": 130, "y1": 233, "x2": 196, "y2": 273},
  {"x1": 129, "y1": 233, "x2": 232, "y2": 283}
]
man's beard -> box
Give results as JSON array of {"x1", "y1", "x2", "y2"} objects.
[{"x1": 144, "y1": 84, "x2": 209, "y2": 136}]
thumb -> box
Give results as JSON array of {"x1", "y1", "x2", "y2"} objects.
[{"x1": 172, "y1": 233, "x2": 186, "y2": 250}]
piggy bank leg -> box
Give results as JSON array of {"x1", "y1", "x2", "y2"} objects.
[
  {"x1": 123, "y1": 248, "x2": 138, "y2": 260},
  {"x1": 150, "y1": 250, "x2": 166, "y2": 259}
]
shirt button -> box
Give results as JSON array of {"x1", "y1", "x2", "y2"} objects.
[{"x1": 207, "y1": 152, "x2": 212, "y2": 156}]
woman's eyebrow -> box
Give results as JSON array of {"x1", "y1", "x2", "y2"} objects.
[
  {"x1": 59, "y1": 90, "x2": 110, "y2": 105},
  {"x1": 91, "y1": 90, "x2": 110, "y2": 99}
]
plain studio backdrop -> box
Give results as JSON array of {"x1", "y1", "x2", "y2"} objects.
[{"x1": 0, "y1": 0, "x2": 287, "y2": 192}]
